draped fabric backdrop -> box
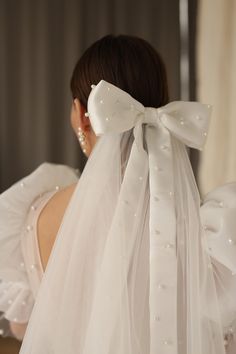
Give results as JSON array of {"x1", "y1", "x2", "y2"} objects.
[
  {"x1": 0, "y1": 0, "x2": 192, "y2": 193},
  {"x1": 197, "y1": 0, "x2": 236, "y2": 195}
]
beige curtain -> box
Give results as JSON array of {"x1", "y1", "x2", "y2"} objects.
[{"x1": 197, "y1": 0, "x2": 236, "y2": 195}]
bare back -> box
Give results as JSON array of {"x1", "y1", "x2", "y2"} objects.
[{"x1": 37, "y1": 183, "x2": 77, "y2": 271}]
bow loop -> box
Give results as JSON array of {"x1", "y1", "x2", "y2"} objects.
[
  {"x1": 88, "y1": 80, "x2": 211, "y2": 151},
  {"x1": 88, "y1": 80, "x2": 144, "y2": 136},
  {"x1": 158, "y1": 101, "x2": 211, "y2": 150}
]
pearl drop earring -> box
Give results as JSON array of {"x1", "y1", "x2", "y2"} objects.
[{"x1": 77, "y1": 127, "x2": 87, "y2": 154}]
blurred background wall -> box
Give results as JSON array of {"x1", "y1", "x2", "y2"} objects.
[{"x1": 0, "y1": 0, "x2": 198, "y2": 194}]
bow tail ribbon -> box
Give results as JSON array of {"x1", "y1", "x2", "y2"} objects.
[
  {"x1": 132, "y1": 120, "x2": 178, "y2": 351},
  {"x1": 145, "y1": 122, "x2": 178, "y2": 351}
]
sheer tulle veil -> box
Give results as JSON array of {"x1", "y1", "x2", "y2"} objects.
[{"x1": 19, "y1": 80, "x2": 226, "y2": 354}]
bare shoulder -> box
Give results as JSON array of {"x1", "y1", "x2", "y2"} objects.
[{"x1": 37, "y1": 182, "x2": 78, "y2": 271}]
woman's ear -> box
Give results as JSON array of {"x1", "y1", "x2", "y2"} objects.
[
  {"x1": 70, "y1": 97, "x2": 98, "y2": 157},
  {"x1": 70, "y1": 98, "x2": 91, "y2": 133}
]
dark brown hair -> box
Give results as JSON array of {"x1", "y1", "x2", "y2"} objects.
[{"x1": 70, "y1": 34, "x2": 169, "y2": 109}]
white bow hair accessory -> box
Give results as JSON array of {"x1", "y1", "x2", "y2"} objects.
[{"x1": 88, "y1": 80, "x2": 210, "y2": 148}]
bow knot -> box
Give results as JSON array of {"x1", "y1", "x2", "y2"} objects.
[
  {"x1": 87, "y1": 80, "x2": 211, "y2": 150},
  {"x1": 143, "y1": 108, "x2": 160, "y2": 126}
]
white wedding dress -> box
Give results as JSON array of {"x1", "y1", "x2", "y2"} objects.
[
  {"x1": 0, "y1": 163, "x2": 79, "y2": 339},
  {"x1": 0, "y1": 164, "x2": 236, "y2": 353},
  {"x1": 0, "y1": 166, "x2": 236, "y2": 352},
  {"x1": 0, "y1": 80, "x2": 236, "y2": 353}
]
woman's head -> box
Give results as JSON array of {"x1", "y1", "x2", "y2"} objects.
[{"x1": 70, "y1": 34, "x2": 169, "y2": 157}]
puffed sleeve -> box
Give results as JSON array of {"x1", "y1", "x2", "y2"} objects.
[
  {"x1": 0, "y1": 162, "x2": 79, "y2": 338},
  {"x1": 200, "y1": 183, "x2": 236, "y2": 351}
]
